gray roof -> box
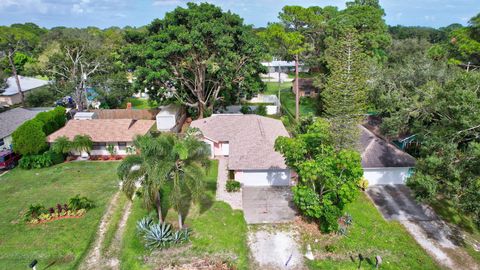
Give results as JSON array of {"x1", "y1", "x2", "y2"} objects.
[
  {"x1": 1, "y1": 76, "x2": 49, "y2": 96},
  {"x1": 359, "y1": 125, "x2": 416, "y2": 168},
  {"x1": 0, "y1": 108, "x2": 42, "y2": 138},
  {"x1": 191, "y1": 114, "x2": 290, "y2": 170}
]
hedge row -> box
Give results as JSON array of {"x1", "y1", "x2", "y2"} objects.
[
  {"x1": 12, "y1": 106, "x2": 67, "y2": 156},
  {"x1": 18, "y1": 150, "x2": 65, "y2": 169}
]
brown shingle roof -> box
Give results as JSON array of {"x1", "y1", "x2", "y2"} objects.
[
  {"x1": 47, "y1": 119, "x2": 155, "y2": 143},
  {"x1": 191, "y1": 115, "x2": 290, "y2": 170},
  {"x1": 359, "y1": 125, "x2": 416, "y2": 168}
]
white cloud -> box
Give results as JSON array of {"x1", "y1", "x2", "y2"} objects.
[
  {"x1": 152, "y1": 0, "x2": 186, "y2": 6},
  {"x1": 0, "y1": 0, "x2": 49, "y2": 14}
]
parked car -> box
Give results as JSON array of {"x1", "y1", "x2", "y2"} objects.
[{"x1": 0, "y1": 150, "x2": 20, "y2": 170}]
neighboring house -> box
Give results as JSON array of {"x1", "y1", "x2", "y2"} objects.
[
  {"x1": 261, "y1": 60, "x2": 308, "y2": 73},
  {"x1": 191, "y1": 114, "x2": 292, "y2": 186},
  {"x1": 359, "y1": 125, "x2": 416, "y2": 185},
  {"x1": 156, "y1": 104, "x2": 186, "y2": 132},
  {"x1": 0, "y1": 76, "x2": 49, "y2": 106},
  {"x1": 0, "y1": 108, "x2": 50, "y2": 151},
  {"x1": 217, "y1": 94, "x2": 280, "y2": 115},
  {"x1": 47, "y1": 119, "x2": 155, "y2": 156},
  {"x1": 292, "y1": 78, "x2": 320, "y2": 98}
]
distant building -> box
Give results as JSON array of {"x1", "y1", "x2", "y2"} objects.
[
  {"x1": 0, "y1": 76, "x2": 49, "y2": 106},
  {"x1": 156, "y1": 104, "x2": 186, "y2": 132},
  {"x1": 292, "y1": 78, "x2": 320, "y2": 98},
  {"x1": 261, "y1": 59, "x2": 308, "y2": 73},
  {"x1": 0, "y1": 107, "x2": 51, "y2": 150}
]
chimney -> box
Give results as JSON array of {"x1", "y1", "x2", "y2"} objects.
[{"x1": 126, "y1": 102, "x2": 132, "y2": 110}]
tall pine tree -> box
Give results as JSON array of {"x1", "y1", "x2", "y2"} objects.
[{"x1": 322, "y1": 30, "x2": 367, "y2": 149}]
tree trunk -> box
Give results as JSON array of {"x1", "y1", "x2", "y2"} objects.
[
  {"x1": 197, "y1": 101, "x2": 204, "y2": 119},
  {"x1": 156, "y1": 191, "x2": 163, "y2": 223},
  {"x1": 7, "y1": 50, "x2": 25, "y2": 107},
  {"x1": 295, "y1": 54, "x2": 300, "y2": 121},
  {"x1": 178, "y1": 213, "x2": 183, "y2": 229}
]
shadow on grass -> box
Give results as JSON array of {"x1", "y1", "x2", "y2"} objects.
[{"x1": 430, "y1": 198, "x2": 479, "y2": 235}]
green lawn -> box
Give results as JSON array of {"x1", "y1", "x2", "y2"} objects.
[
  {"x1": 120, "y1": 160, "x2": 249, "y2": 270},
  {"x1": 264, "y1": 81, "x2": 318, "y2": 120},
  {"x1": 0, "y1": 162, "x2": 120, "y2": 270},
  {"x1": 430, "y1": 198, "x2": 480, "y2": 263},
  {"x1": 306, "y1": 193, "x2": 439, "y2": 270},
  {"x1": 123, "y1": 98, "x2": 158, "y2": 109}
]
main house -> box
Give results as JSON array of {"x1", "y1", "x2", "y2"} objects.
[
  {"x1": 0, "y1": 76, "x2": 49, "y2": 106},
  {"x1": 0, "y1": 107, "x2": 51, "y2": 151},
  {"x1": 191, "y1": 114, "x2": 292, "y2": 186},
  {"x1": 47, "y1": 119, "x2": 155, "y2": 156}
]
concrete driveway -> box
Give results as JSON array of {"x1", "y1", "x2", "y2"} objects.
[
  {"x1": 367, "y1": 185, "x2": 479, "y2": 270},
  {"x1": 242, "y1": 186, "x2": 296, "y2": 224}
]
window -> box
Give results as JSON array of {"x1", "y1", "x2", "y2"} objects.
[
  {"x1": 0, "y1": 138, "x2": 4, "y2": 147},
  {"x1": 93, "y1": 142, "x2": 106, "y2": 150},
  {"x1": 118, "y1": 142, "x2": 127, "y2": 150}
]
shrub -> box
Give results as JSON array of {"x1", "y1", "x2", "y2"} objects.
[
  {"x1": 255, "y1": 104, "x2": 267, "y2": 116},
  {"x1": 240, "y1": 104, "x2": 252, "y2": 114},
  {"x1": 12, "y1": 120, "x2": 47, "y2": 155},
  {"x1": 357, "y1": 177, "x2": 369, "y2": 191},
  {"x1": 68, "y1": 194, "x2": 95, "y2": 210},
  {"x1": 18, "y1": 150, "x2": 64, "y2": 169},
  {"x1": 35, "y1": 106, "x2": 67, "y2": 135},
  {"x1": 136, "y1": 217, "x2": 191, "y2": 250},
  {"x1": 25, "y1": 87, "x2": 56, "y2": 107},
  {"x1": 226, "y1": 179, "x2": 241, "y2": 192},
  {"x1": 106, "y1": 144, "x2": 116, "y2": 156},
  {"x1": 51, "y1": 136, "x2": 72, "y2": 154}
]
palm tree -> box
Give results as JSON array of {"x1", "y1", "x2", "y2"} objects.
[
  {"x1": 117, "y1": 131, "x2": 210, "y2": 227},
  {"x1": 51, "y1": 136, "x2": 72, "y2": 155},
  {"x1": 72, "y1": 135, "x2": 93, "y2": 155},
  {"x1": 168, "y1": 129, "x2": 211, "y2": 228}
]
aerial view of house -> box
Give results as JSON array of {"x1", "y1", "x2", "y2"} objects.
[{"x1": 0, "y1": 1, "x2": 479, "y2": 270}]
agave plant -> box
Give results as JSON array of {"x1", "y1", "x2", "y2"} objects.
[
  {"x1": 136, "y1": 216, "x2": 154, "y2": 236},
  {"x1": 144, "y1": 223, "x2": 173, "y2": 249}
]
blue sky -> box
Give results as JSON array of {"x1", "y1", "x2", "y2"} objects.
[{"x1": 0, "y1": 0, "x2": 478, "y2": 29}]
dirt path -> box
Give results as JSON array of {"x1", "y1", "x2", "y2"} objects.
[{"x1": 79, "y1": 192, "x2": 133, "y2": 270}]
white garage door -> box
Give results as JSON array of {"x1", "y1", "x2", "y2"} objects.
[
  {"x1": 363, "y1": 167, "x2": 413, "y2": 185},
  {"x1": 235, "y1": 170, "x2": 291, "y2": 186}
]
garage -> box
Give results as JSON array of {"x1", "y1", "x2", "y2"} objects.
[
  {"x1": 235, "y1": 169, "x2": 291, "y2": 186},
  {"x1": 363, "y1": 167, "x2": 413, "y2": 185},
  {"x1": 359, "y1": 126, "x2": 416, "y2": 186}
]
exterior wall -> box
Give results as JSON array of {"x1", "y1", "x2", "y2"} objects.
[
  {"x1": 156, "y1": 115, "x2": 176, "y2": 131},
  {"x1": 0, "y1": 135, "x2": 13, "y2": 151},
  {"x1": 266, "y1": 105, "x2": 278, "y2": 115},
  {"x1": 203, "y1": 139, "x2": 215, "y2": 158},
  {"x1": 234, "y1": 169, "x2": 291, "y2": 186},
  {"x1": 0, "y1": 94, "x2": 21, "y2": 105},
  {"x1": 363, "y1": 167, "x2": 413, "y2": 186},
  {"x1": 70, "y1": 142, "x2": 133, "y2": 156}
]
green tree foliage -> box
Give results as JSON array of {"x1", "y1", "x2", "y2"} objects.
[
  {"x1": 35, "y1": 106, "x2": 67, "y2": 135},
  {"x1": 403, "y1": 72, "x2": 480, "y2": 227},
  {"x1": 446, "y1": 13, "x2": 480, "y2": 65},
  {"x1": 12, "y1": 120, "x2": 47, "y2": 155},
  {"x1": 275, "y1": 118, "x2": 363, "y2": 232},
  {"x1": 322, "y1": 30, "x2": 367, "y2": 149},
  {"x1": 25, "y1": 87, "x2": 56, "y2": 107},
  {"x1": 72, "y1": 135, "x2": 93, "y2": 154},
  {"x1": 126, "y1": 3, "x2": 266, "y2": 118},
  {"x1": 51, "y1": 136, "x2": 72, "y2": 155}
]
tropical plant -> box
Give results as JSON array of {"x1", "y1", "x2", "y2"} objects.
[
  {"x1": 51, "y1": 136, "x2": 72, "y2": 154},
  {"x1": 144, "y1": 222, "x2": 173, "y2": 249},
  {"x1": 72, "y1": 135, "x2": 93, "y2": 154},
  {"x1": 24, "y1": 204, "x2": 46, "y2": 220},
  {"x1": 118, "y1": 132, "x2": 210, "y2": 228},
  {"x1": 68, "y1": 194, "x2": 95, "y2": 210},
  {"x1": 136, "y1": 216, "x2": 154, "y2": 236},
  {"x1": 106, "y1": 144, "x2": 116, "y2": 157}
]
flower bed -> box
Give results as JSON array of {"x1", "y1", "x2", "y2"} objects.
[{"x1": 24, "y1": 195, "x2": 95, "y2": 224}]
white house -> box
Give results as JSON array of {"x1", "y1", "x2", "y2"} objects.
[
  {"x1": 359, "y1": 126, "x2": 416, "y2": 185},
  {"x1": 191, "y1": 114, "x2": 292, "y2": 186},
  {"x1": 47, "y1": 119, "x2": 155, "y2": 156},
  {"x1": 0, "y1": 76, "x2": 49, "y2": 106}
]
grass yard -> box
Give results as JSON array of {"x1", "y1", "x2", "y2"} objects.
[
  {"x1": 0, "y1": 162, "x2": 120, "y2": 270},
  {"x1": 123, "y1": 98, "x2": 158, "y2": 109},
  {"x1": 264, "y1": 81, "x2": 318, "y2": 119},
  {"x1": 305, "y1": 193, "x2": 439, "y2": 270},
  {"x1": 430, "y1": 198, "x2": 480, "y2": 263},
  {"x1": 120, "y1": 160, "x2": 250, "y2": 270}
]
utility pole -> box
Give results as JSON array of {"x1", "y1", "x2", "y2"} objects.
[
  {"x1": 295, "y1": 54, "x2": 299, "y2": 121},
  {"x1": 278, "y1": 61, "x2": 281, "y2": 110}
]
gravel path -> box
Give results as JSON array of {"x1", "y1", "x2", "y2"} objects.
[{"x1": 215, "y1": 157, "x2": 242, "y2": 210}]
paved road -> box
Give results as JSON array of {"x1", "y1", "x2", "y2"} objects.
[
  {"x1": 242, "y1": 186, "x2": 296, "y2": 224},
  {"x1": 367, "y1": 185, "x2": 479, "y2": 270}
]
